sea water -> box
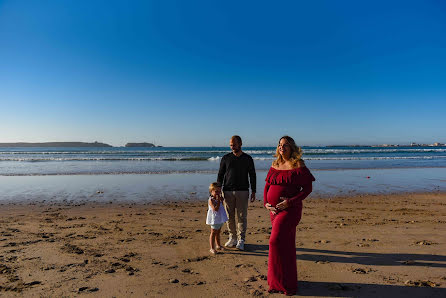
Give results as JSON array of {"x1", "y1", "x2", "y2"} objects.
[
  {"x1": 1, "y1": 146, "x2": 446, "y2": 175},
  {"x1": 1, "y1": 146, "x2": 445, "y2": 202}
]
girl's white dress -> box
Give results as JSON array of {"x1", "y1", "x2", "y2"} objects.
[{"x1": 206, "y1": 196, "x2": 229, "y2": 225}]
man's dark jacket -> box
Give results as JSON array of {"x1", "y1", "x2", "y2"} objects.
[{"x1": 217, "y1": 152, "x2": 256, "y2": 192}]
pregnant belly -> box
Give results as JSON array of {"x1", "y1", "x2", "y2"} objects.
[{"x1": 267, "y1": 185, "x2": 288, "y2": 207}]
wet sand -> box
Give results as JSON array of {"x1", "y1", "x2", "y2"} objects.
[
  {"x1": 0, "y1": 193, "x2": 445, "y2": 297},
  {"x1": 1, "y1": 167, "x2": 445, "y2": 203}
]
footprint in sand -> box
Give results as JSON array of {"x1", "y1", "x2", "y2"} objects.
[
  {"x1": 184, "y1": 256, "x2": 209, "y2": 263},
  {"x1": 78, "y1": 286, "x2": 99, "y2": 293},
  {"x1": 181, "y1": 268, "x2": 194, "y2": 273},
  {"x1": 61, "y1": 243, "x2": 84, "y2": 255},
  {"x1": 235, "y1": 264, "x2": 254, "y2": 268}
]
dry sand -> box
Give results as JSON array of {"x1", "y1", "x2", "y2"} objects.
[{"x1": 0, "y1": 193, "x2": 445, "y2": 297}]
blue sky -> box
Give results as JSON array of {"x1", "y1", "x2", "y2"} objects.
[{"x1": 1, "y1": 0, "x2": 445, "y2": 146}]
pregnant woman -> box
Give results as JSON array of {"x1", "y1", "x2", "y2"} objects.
[{"x1": 264, "y1": 136, "x2": 315, "y2": 295}]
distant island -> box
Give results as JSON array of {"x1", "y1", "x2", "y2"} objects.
[
  {"x1": 125, "y1": 142, "x2": 156, "y2": 147},
  {"x1": 0, "y1": 142, "x2": 112, "y2": 147}
]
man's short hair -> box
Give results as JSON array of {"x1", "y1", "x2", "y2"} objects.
[{"x1": 231, "y1": 135, "x2": 242, "y2": 144}]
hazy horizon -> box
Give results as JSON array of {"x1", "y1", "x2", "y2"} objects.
[{"x1": 0, "y1": 139, "x2": 445, "y2": 148}]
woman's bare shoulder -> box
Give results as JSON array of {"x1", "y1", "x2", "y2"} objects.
[{"x1": 296, "y1": 159, "x2": 306, "y2": 168}]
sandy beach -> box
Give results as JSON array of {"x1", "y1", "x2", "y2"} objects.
[{"x1": 0, "y1": 192, "x2": 445, "y2": 297}]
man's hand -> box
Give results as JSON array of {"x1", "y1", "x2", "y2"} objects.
[
  {"x1": 265, "y1": 203, "x2": 277, "y2": 215},
  {"x1": 250, "y1": 192, "x2": 256, "y2": 203}
]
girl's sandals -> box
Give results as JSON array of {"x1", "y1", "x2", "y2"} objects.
[
  {"x1": 209, "y1": 249, "x2": 217, "y2": 255},
  {"x1": 215, "y1": 245, "x2": 225, "y2": 251}
]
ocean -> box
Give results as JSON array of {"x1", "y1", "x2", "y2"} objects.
[
  {"x1": 1, "y1": 146, "x2": 446, "y2": 176},
  {"x1": 1, "y1": 146, "x2": 445, "y2": 202}
]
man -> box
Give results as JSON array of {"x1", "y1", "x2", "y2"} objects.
[{"x1": 217, "y1": 135, "x2": 256, "y2": 250}]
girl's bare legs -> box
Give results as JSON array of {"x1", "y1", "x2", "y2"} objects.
[
  {"x1": 209, "y1": 229, "x2": 217, "y2": 254},
  {"x1": 215, "y1": 229, "x2": 224, "y2": 250}
]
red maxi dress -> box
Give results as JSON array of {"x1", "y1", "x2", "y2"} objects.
[{"x1": 264, "y1": 167, "x2": 315, "y2": 295}]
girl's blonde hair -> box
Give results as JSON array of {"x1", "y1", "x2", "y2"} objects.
[
  {"x1": 272, "y1": 136, "x2": 304, "y2": 168},
  {"x1": 209, "y1": 181, "x2": 222, "y2": 194}
]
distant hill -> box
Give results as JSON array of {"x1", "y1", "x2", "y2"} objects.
[
  {"x1": 0, "y1": 142, "x2": 112, "y2": 147},
  {"x1": 125, "y1": 142, "x2": 155, "y2": 147}
]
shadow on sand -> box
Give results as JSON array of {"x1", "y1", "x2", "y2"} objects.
[
  {"x1": 223, "y1": 245, "x2": 446, "y2": 269},
  {"x1": 222, "y1": 243, "x2": 269, "y2": 257},
  {"x1": 296, "y1": 247, "x2": 446, "y2": 268},
  {"x1": 298, "y1": 280, "x2": 445, "y2": 298}
]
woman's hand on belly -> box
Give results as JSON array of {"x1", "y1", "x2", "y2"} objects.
[
  {"x1": 276, "y1": 198, "x2": 289, "y2": 211},
  {"x1": 265, "y1": 203, "x2": 278, "y2": 215}
]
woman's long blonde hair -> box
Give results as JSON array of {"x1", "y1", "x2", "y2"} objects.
[{"x1": 272, "y1": 136, "x2": 304, "y2": 168}]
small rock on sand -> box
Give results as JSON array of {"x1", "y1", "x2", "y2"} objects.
[
  {"x1": 250, "y1": 289, "x2": 263, "y2": 296},
  {"x1": 244, "y1": 276, "x2": 257, "y2": 282},
  {"x1": 357, "y1": 243, "x2": 370, "y2": 247},
  {"x1": 404, "y1": 280, "x2": 439, "y2": 287},
  {"x1": 169, "y1": 279, "x2": 179, "y2": 283},
  {"x1": 415, "y1": 240, "x2": 435, "y2": 246},
  {"x1": 352, "y1": 268, "x2": 367, "y2": 274}
]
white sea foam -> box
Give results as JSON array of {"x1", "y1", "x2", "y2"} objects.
[
  {"x1": 304, "y1": 156, "x2": 446, "y2": 160},
  {"x1": 207, "y1": 156, "x2": 221, "y2": 161},
  {"x1": 0, "y1": 157, "x2": 209, "y2": 162},
  {"x1": 244, "y1": 150, "x2": 275, "y2": 154},
  {"x1": 2, "y1": 155, "x2": 446, "y2": 162}
]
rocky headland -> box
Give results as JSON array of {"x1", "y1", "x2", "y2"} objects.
[{"x1": 0, "y1": 142, "x2": 112, "y2": 147}]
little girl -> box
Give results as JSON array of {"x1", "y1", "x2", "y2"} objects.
[{"x1": 206, "y1": 182, "x2": 228, "y2": 254}]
